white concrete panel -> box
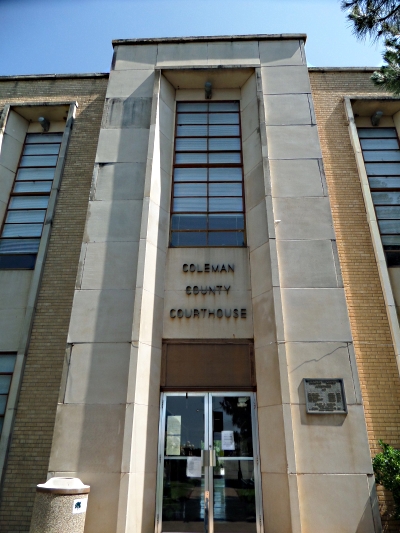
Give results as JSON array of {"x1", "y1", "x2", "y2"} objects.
[
  {"x1": 4, "y1": 110, "x2": 28, "y2": 143},
  {"x1": 94, "y1": 162, "x2": 146, "y2": 201},
  {"x1": 253, "y1": 289, "x2": 277, "y2": 348},
  {"x1": 250, "y1": 242, "x2": 273, "y2": 298},
  {"x1": 298, "y1": 474, "x2": 376, "y2": 533},
  {"x1": 95, "y1": 128, "x2": 150, "y2": 164},
  {"x1": 244, "y1": 162, "x2": 266, "y2": 212},
  {"x1": 160, "y1": 74, "x2": 176, "y2": 111},
  {"x1": 240, "y1": 72, "x2": 257, "y2": 111},
  {"x1": 270, "y1": 159, "x2": 324, "y2": 197},
  {"x1": 0, "y1": 200, "x2": 6, "y2": 224},
  {"x1": 264, "y1": 94, "x2": 312, "y2": 125},
  {"x1": 208, "y1": 41, "x2": 260, "y2": 65},
  {"x1": 0, "y1": 308, "x2": 25, "y2": 351},
  {"x1": 261, "y1": 66, "x2": 311, "y2": 95},
  {"x1": 242, "y1": 128, "x2": 262, "y2": 175},
  {"x1": 114, "y1": 44, "x2": 158, "y2": 70},
  {"x1": 133, "y1": 343, "x2": 162, "y2": 408},
  {"x1": 241, "y1": 96, "x2": 260, "y2": 143},
  {"x1": 0, "y1": 133, "x2": 23, "y2": 173},
  {"x1": 65, "y1": 343, "x2": 130, "y2": 404},
  {"x1": 68, "y1": 289, "x2": 135, "y2": 343},
  {"x1": 141, "y1": 199, "x2": 170, "y2": 252},
  {"x1": 84, "y1": 200, "x2": 143, "y2": 243},
  {"x1": 160, "y1": 131, "x2": 173, "y2": 174},
  {"x1": 246, "y1": 199, "x2": 269, "y2": 252},
  {"x1": 140, "y1": 241, "x2": 166, "y2": 299},
  {"x1": 258, "y1": 405, "x2": 287, "y2": 473},
  {"x1": 255, "y1": 343, "x2": 282, "y2": 408},
  {"x1": 266, "y1": 125, "x2": 322, "y2": 159},
  {"x1": 0, "y1": 154, "x2": 15, "y2": 202},
  {"x1": 176, "y1": 88, "x2": 241, "y2": 100},
  {"x1": 277, "y1": 240, "x2": 338, "y2": 288},
  {"x1": 81, "y1": 241, "x2": 139, "y2": 290},
  {"x1": 389, "y1": 267, "x2": 400, "y2": 307},
  {"x1": 259, "y1": 40, "x2": 304, "y2": 66},
  {"x1": 106, "y1": 69, "x2": 155, "y2": 98},
  {"x1": 49, "y1": 404, "x2": 125, "y2": 472},
  {"x1": 102, "y1": 97, "x2": 153, "y2": 130},
  {"x1": 0, "y1": 271, "x2": 32, "y2": 309},
  {"x1": 138, "y1": 290, "x2": 164, "y2": 349},
  {"x1": 157, "y1": 43, "x2": 208, "y2": 66},
  {"x1": 274, "y1": 197, "x2": 335, "y2": 240},
  {"x1": 262, "y1": 473, "x2": 293, "y2": 533},
  {"x1": 159, "y1": 99, "x2": 175, "y2": 141},
  {"x1": 281, "y1": 288, "x2": 352, "y2": 342},
  {"x1": 49, "y1": 472, "x2": 121, "y2": 533}
]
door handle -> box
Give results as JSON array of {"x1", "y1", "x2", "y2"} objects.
[{"x1": 210, "y1": 449, "x2": 216, "y2": 467}]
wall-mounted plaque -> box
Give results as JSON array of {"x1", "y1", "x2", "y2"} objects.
[{"x1": 304, "y1": 379, "x2": 347, "y2": 414}]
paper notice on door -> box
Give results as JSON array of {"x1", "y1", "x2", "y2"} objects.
[
  {"x1": 166, "y1": 435, "x2": 181, "y2": 456},
  {"x1": 186, "y1": 456, "x2": 202, "y2": 478},
  {"x1": 167, "y1": 415, "x2": 181, "y2": 436},
  {"x1": 221, "y1": 430, "x2": 235, "y2": 451}
]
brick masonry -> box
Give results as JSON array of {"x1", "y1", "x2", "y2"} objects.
[
  {"x1": 0, "y1": 75, "x2": 107, "y2": 532},
  {"x1": 310, "y1": 70, "x2": 400, "y2": 531}
]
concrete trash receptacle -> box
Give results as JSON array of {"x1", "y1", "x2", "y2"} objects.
[{"x1": 29, "y1": 477, "x2": 90, "y2": 533}]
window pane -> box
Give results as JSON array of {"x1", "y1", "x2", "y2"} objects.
[
  {"x1": 14, "y1": 181, "x2": 52, "y2": 193},
  {"x1": 209, "y1": 214, "x2": 244, "y2": 230},
  {"x1": 0, "y1": 238, "x2": 40, "y2": 254},
  {"x1": 9, "y1": 196, "x2": 49, "y2": 209},
  {"x1": 209, "y1": 183, "x2": 243, "y2": 196},
  {"x1": 23, "y1": 143, "x2": 60, "y2": 155},
  {"x1": 366, "y1": 162, "x2": 400, "y2": 176},
  {"x1": 209, "y1": 113, "x2": 239, "y2": 125},
  {"x1": 209, "y1": 138, "x2": 241, "y2": 151},
  {"x1": 171, "y1": 214, "x2": 207, "y2": 230},
  {"x1": 358, "y1": 128, "x2": 397, "y2": 138},
  {"x1": 177, "y1": 103, "x2": 208, "y2": 112},
  {"x1": 177, "y1": 113, "x2": 207, "y2": 125},
  {"x1": 360, "y1": 139, "x2": 398, "y2": 150},
  {"x1": 363, "y1": 150, "x2": 400, "y2": 162},
  {"x1": 2, "y1": 224, "x2": 43, "y2": 238},
  {"x1": 19, "y1": 155, "x2": 58, "y2": 167},
  {"x1": 171, "y1": 232, "x2": 207, "y2": 246},
  {"x1": 209, "y1": 168, "x2": 242, "y2": 181},
  {"x1": 382, "y1": 235, "x2": 400, "y2": 245},
  {"x1": 176, "y1": 125, "x2": 208, "y2": 137},
  {"x1": 6, "y1": 210, "x2": 46, "y2": 223},
  {"x1": 174, "y1": 183, "x2": 207, "y2": 197},
  {"x1": 209, "y1": 152, "x2": 241, "y2": 164},
  {"x1": 369, "y1": 177, "x2": 400, "y2": 189},
  {"x1": 0, "y1": 376, "x2": 11, "y2": 395},
  {"x1": 375, "y1": 206, "x2": 400, "y2": 219},
  {"x1": 174, "y1": 197, "x2": 207, "y2": 212},
  {"x1": 372, "y1": 192, "x2": 400, "y2": 205},
  {"x1": 208, "y1": 231, "x2": 244, "y2": 246},
  {"x1": 209, "y1": 197, "x2": 243, "y2": 212},
  {"x1": 0, "y1": 355, "x2": 16, "y2": 373},
  {"x1": 0, "y1": 396, "x2": 7, "y2": 416},
  {"x1": 16, "y1": 167, "x2": 55, "y2": 181},
  {"x1": 175, "y1": 138, "x2": 207, "y2": 151},
  {"x1": 26, "y1": 133, "x2": 63, "y2": 144},
  {"x1": 209, "y1": 102, "x2": 239, "y2": 112},
  {"x1": 209, "y1": 125, "x2": 240, "y2": 136},
  {"x1": 176, "y1": 153, "x2": 207, "y2": 164},
  {"x1": 378, "y1": 220, "x2": 400, "y2": 233},
  {"x1": 174, "y1": 168, "x2": 207, "y2": 182}
]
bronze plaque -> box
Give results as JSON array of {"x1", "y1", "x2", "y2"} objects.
[{"x1": 304, "y1": 379, "x2": 347, "y2": 414}]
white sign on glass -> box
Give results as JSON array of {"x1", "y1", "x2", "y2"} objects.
[
  {"x1": 186, "y1": 456, "x2": 202, "y2": 478},
  {"x1": 221, "y1": 430, "x2": 235, "y2": 451},
  {"x1": 166, "y1": 435, "x2": 181, "y2": 456},
  {"x1": 167, "y1": 415, "x2": 181, "y2": 436}
]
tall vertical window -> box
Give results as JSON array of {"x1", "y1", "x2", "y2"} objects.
[
  {"x1": 0, "y1": 353, "x2": 16, "y2": 435},
  {"x1": 359, "y1": 127, "x2": 400, "y2": 266},
  {"x1": 0, "y1": 133, "x2": 63, "y2": 269},
  {"x1": 170, "y1": 102, "x2": 245, "y2": 247}
]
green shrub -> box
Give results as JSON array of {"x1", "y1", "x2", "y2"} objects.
[{"x1": 373, "y1": 440, "x2": 400, "y2": 519}]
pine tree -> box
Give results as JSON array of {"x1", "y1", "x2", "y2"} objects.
[{"x1": 341, "y1": 0, "x2": 400, "y2": 93}]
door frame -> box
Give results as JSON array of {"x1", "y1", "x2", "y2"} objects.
[{"x1": 155, "y1": 391, "x2": 264, "y2": 533}]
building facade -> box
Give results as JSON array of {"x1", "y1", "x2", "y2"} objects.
[{"x1": 0, "y1": 35, "x2": 400, "y2": 533}]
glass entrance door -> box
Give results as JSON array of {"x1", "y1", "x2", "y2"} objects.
[{"x1": 156, "y1": 393, "x2": 263, "y2": 533}]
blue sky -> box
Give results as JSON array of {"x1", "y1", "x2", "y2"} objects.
[{"x1": 0, "y1": 0, "x2": 384, "y2": 75}]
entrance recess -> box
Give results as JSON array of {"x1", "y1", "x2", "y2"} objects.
[{"x1": 155, "y1": 393, "x2": 263, "y2": 533}]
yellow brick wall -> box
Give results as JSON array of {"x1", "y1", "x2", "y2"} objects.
[
  {"x1": 0, "y1": 75, "x2": 107, "y2": 532},
  {"x1": 310, "y1": 70, "x2": 400, "y2": 531}
]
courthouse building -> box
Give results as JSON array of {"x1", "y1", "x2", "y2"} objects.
[{"x1": 1, "y1": 33, "x2": 400, "y2": 533}]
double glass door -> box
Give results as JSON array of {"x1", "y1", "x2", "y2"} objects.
[{"x1": 156, "y1": 393, "x2": 262, "y2": 533}]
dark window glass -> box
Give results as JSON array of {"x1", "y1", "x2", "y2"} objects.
[
  {"x1": 0, "y1": 353, "x2": 17, "y2": 436},
  {"x1": 0, "y1": 132, "x2": 62, "y2": 269},
  {"x1": 359, "y1": 127, "x2": 400, "y2": 267},
  {"x1": 171, "y1": 102, "x2": 245, "y2": 247}
]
